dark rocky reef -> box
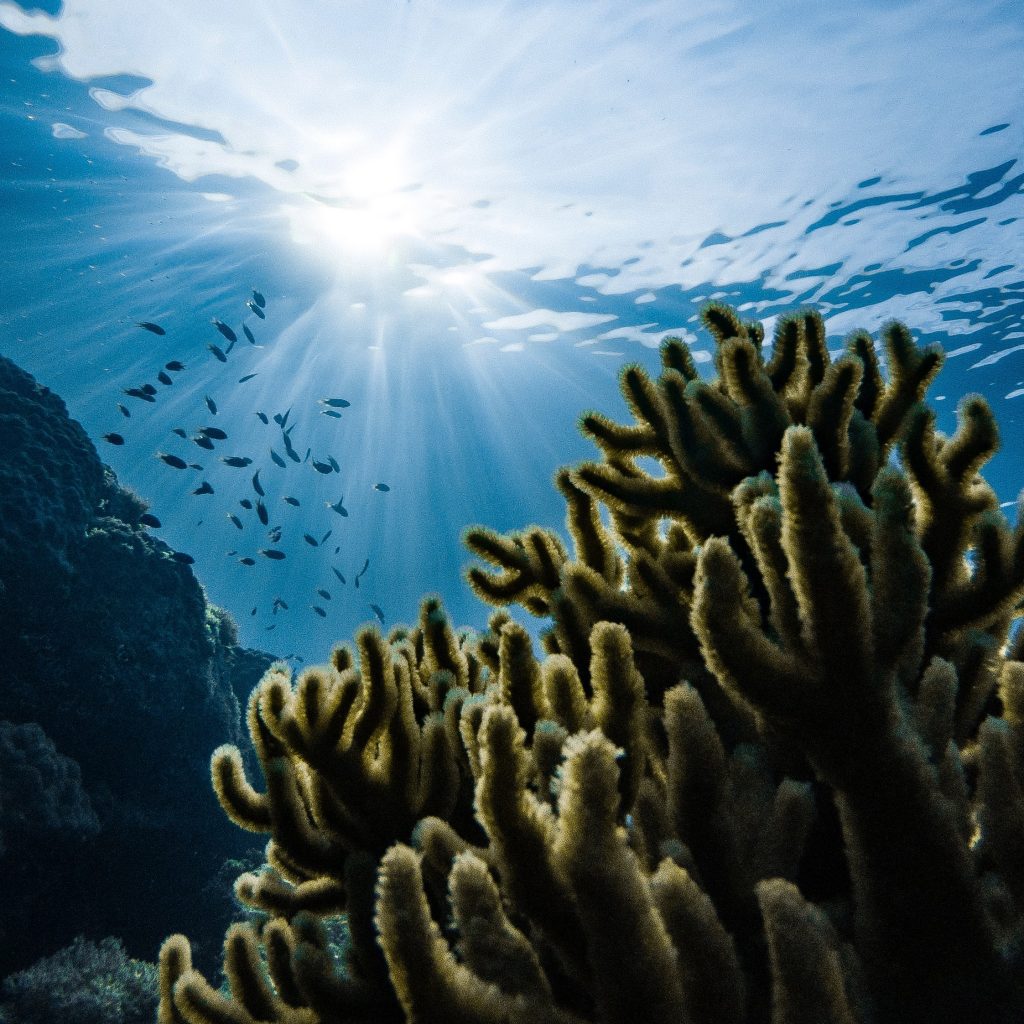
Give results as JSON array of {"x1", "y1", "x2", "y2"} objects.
[{"x1": 0, "y1": 356, "x2": 276, "y2": 979}]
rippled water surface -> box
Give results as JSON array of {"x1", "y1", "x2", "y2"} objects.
[{"x1": 2, "y1": 0, "x2": 1022, "y2": 661}]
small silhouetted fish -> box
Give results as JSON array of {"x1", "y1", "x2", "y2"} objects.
[
  {"x1": 140, "y1": 383, "x2": 157, "y2": 396},
  {"x1": 312, "y1": 458, "x2": 333, "y2": 474},
  {"x1": 252, "y1": 289, "x2": 266, "y2": 308},
  {"x1": 172, "y1": 552, "x2": 195, "y2": 564},
  {"x1": 374, "y1": 483, "x2": 390, "y2": 492},
  {"x1": 256, "y1": 500, "x2": 268, "y2": 525},
  {"x1": 250, "y1": 607, "x2": 257, "y2": 616},
  {"x1": 140, "y1": 513, "x2": 161, "y2": 528},
  {"x1": 283, "y1": 437, "x2": 301, "y2": 463},
  {"x1": 118, "y1": 403, "x2": 131, "y2": 418},
  {"x1": 157, "y1": 371, "x2": 173, "y2": 386},
  {"x1": 228, "y1": 514, "x2": 243, "y2": 530},
  {"x1": 304, "y1": 534, "x2": 319, "y2": 547},
  {"x1": 259, "y1": 548, "x2": 286, "y2": 560},
  {"x1": 283, "y1": 496, "x2": 300, "y2": 507},
  {"x1": 157, "y1": 452, "x2": 188, "y2": 469},
  {"x1": 327, "y1": 455, "x2": 340, "y2": 472},
  {"x1": 270, "y1": 448, "x2": 286, "y2": 468},
  {"x1": 208, "y1": 343, "x2": 227, "y2": 363},
  {"x1": 320, "y1": 398, "x2": 350, "y2": 408},
  {"x1": 137, "y1": 321, "x2": 166, "y2": 335},
  {"x1": 274, "y1": 408, "x2": 291, "y2": 429},
  {"x1": 239, "y1": 498, "x2": 253, "y2": 509},
  {"x1": 172, "y1": 427, "x2": 187, "y2": 439},
  {"x1": 221, "y1": 456, "x2": 253, "y2": 468},
  {"x1": 243, "y1": 324, "x2": 256, "y2": 345},
  {"x1": 205, "y1": 395, "x2": 217, "y2": 415},
  {"x1": 335, "y1": 545, "x2": 340, "y2": 554},
  {"x1": 123, "y1": 387, "x2": 156, "y2": 403},
  {"x1": 213, "y1": 319, "x2": 237, "y2": 342},
  {"x1": 273, "y1": 596, "x2": 288, "y2": 611},
  {"x1": 165, "y1": 360, "x2": 185, "y2": 371},
  {"x1": 200, "y1": 426, "x2": 227, "y2": 440},
  {"x1": 317, "y1": 588, "x2": 331, "y2": 600},
  {"x1": 257, "y1": 411, "x2": 269, "y2": 424},
  {"x1": 321, "y1": 409, "x2": 343, "y2": 419},
  {"x1": 238, "y1": 373, "x2": 257, "y2": 383},
  {"x1": 332, "y1": 567, "x2": 346, "y2": 584},
  {"x1": 239, "y1": 557, "x2": 256, "y2": 566},
  {"x1": 192, "y1": 481, "x2": 214, "y2": 495},
  {"x1": 193, "y1": 435, "x2": 215, "y2": 450},
  {"x1": 252, "y1": 471, "x2": 264, "y2": 496},
  {"x1": 356, "y1": 557, "x2": 369, "y2": 578},
  {"x1": 312, "y1": 606, "x2": 327, "y2": 618},
  {"x1": 102, "y1": 432, "x2": 125, "y2": 445},
  {"x1": 189, "y1": 463, "x2": 204, "y2": 470},
  {"x1": 265, "y1": 624, "x2": 276, "y2": 631},
  {"x1": 226, "y1": 550, "x2": 237, "y2": 556},
  {"x1": 303, "y1": 448, "x2": 311, "y2": 463},
  {"x1": 247, "y1": 301, "x2": 266, "y2": 319},
  {"x1": 268, "y1": 527, "x2": 282, "y2": 542},
  {"x1": 225, "y1": 338, "x2": 237, "y2": 355},
  {"x1": 369, "y1": 603, "x2": 385, "y2": 624}
]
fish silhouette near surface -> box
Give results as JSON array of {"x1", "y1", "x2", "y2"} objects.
[
  {"x1": 220, "y1": 456, "x2": 253, "y2": 468},
  {"x1": 102, "y1": 432, "x2": 125, "y2": 445},
  {"x1": 320, "y1": 397, "x2": 350, "y2": 408},
  {"x1": 243, "y1": 324, "x2": 257, "y2": 345},
  {"x1": 312, "y1": 605, "x2": 327, "y2": 618},
  {"x1": 123, "y1": 387, "x2": 156, "y2": 403},
  {"x1": 165, "y1": 360, "x2": 185, "y2": 372},
  {"x1": 252, "y1": 470, "x2": 264, "y2": 496},
  {"x1": 193, "y1": 435, "x2": 215, "y2": 450},
  {"x1": 256, "y1": 500, "x2": 269, "y2": 525},
  {"x1": 259, "y1": 548, "x2": 286, "y2": 560},
  {"x1": 327, "y1": 497, "x2": 348, "y2": 517},
  {"x1": 212, "y1": 319, "x2": 237, "y2": 343},
  {"x1": 140, "y1": 513, "x2": 161, "y2": 528},
  {"x1": 136, "y1": 321, "x2": 165, "y2": 335},
  {"x1": 238, "y1": 373, "x2": 258, "y2": 383},
  {"x1": 157, "y1": 371, "x2": 173, "y2": 386},
  {"x1": 270, "y1": 448, "x2": 286, "y2": 468},
  {"x1": 228, "y1": 514, "x2": 244, "y2": 530},
  {"x1": 247, "y1": 301, "x2": 266, "y2": 319},
  {"x1": 257, "y1": 411, "x2": 269, "y2": 424},
  {"x1": 205, "y1": 395, "x2": 218, "y2": 415},
  {"x1": 251, "y1": 289, "x2": 266, "y2": 308},
  {"x1": 192, "y1": 481, "x2": 214, "y2": 495},
  {"x1": 117, "y1": 403, "x2": 131, "y2": 418},
  {"x1": 207, "y1": 343, "x2": 227, "y2": 363},
  {"x1": 157, "y1": 452, "x2": 188, "y2": 469},
  {"x1": 369, "y1": 603, "x2": 385, "y2": 625},
  {"x1": 283, "y1": 495, "x2": 300, "y2": 507},
  {"x1": 200, "y1": 426, "x2": 227, "y2": 440}
]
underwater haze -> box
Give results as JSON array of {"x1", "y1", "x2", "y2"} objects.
[{"x1": 1, "y1": 0, "x2": 1022, "y2": 664}]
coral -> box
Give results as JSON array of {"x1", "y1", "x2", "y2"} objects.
[
  {"x1": 0, "y1": 936, "x2": 157, "y2": 1024},
  {"x1": 160, "y1": 306, "x2": 1024, "y2": 1024}
]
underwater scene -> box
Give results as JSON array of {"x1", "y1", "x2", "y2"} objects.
[{"x1": 1, "y1": 0, "x2": 1023, "y2": 1021}]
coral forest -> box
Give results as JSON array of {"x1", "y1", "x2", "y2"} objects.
[{"x1": 157, "y1": 304, "x2": 1024, "y2": 1024}]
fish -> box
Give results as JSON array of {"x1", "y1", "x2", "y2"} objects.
[
  {"x1": 303, "y1": 534, "x2": 319, "y2": 547},
  {"x1": 303, "y1": 448, "x2": 311, "y2": 463},
  {"x1": 157, "y1": 371, "x2": 173, "y2": 386},
  {"x1": 205, "y1": 395, "x2": 218, "y2": 415},
  {"x1": 265, "y1": 624, "x2": 276, "y2": 631},
  {"x1": 171, "y1": 552, "x2": 195, "y2": 564},
  {"x1": 273, "y1": 597, "x2": 289, "y2": 611},
  {"x1": 123, "y1": 388, "x2": 156, "y2": 403},
  {"x1": 192, "y1": 481, "x2": 214, "y2": 495},
  {"x1": 251, "y1": 607, "x2": 257, "y2": 616},
  {"x1": 139, "y1": 513, "x2": 161, "y2": 528},
  {"x1": 138, "y1": 384, "x2": 156, "y2": 396},
  {"x1": 373, "y1": 483, "x2": 390, "y2": 492},
  {"x1": 200, "y1": 426, "x2": 227, "y2": 440},
  {"x1": 317, "y1": 588, "x2": 331, "y2": 600},
  {"x1": 320, "y1": 398, "x2": 351, "y2": 408},
  {"x1": 220, "y1": 456, "x2": 253, "y2": 468},
  {"x1": 136, "y1": 321, "x2": 166, "y2": 335},
  {"x1": 311, "y1": 458, "x2": 333, "y2": 474},
  {"x1": 259, "y1": 548, "x2": 287, "y2": 560},
  {"x1": 242, "y1": 324, "x2": 256, "y2": 345},
  {"x1": 312, "y1": 606, "x2": 327, "y2": 618},
  {"x1": 321, "y1": 529, "x2": 332, "y2": 544},
  {"x1": 257, "y1": 411, "x2": 269, "y2": 425},
  {"x1": 283, "y1": 496, "x2": 300, "y2": 507},
  {"x1": 283, "y1": 435, "x2": 301, "y2": 463},
  {"x1": 270, "y1": 448, "x2": 286, "y2": 468},
  {"x1": 193, "y1": 435, "x2": 215, "y2": 450},
  {"x1": 212, "y1": 319, "x2": 237, "y2": 342},
  {"x1": 102, "y1": 432, "x2": 125, "y2": 445},
  {"x1": 172, "y1": 427, "x2": 188, "y2": 439},
  {"x1": 356, "y1": 557, "x2": 370, "y2": 577},
  {"x1": 332, "y1": 567, "x2": 346, "y2": 584},
  {"x1": 369, "y1": 603, "x2": 385, "y2": 625},
  {"x1": 252, "y1": 470, "x2": 264, "y2": 496},
  {"x1": 252, "y1": 289, "x2": 266, "y2": 308},
  {"x1": 321, "y1": 409, "x2": 343, "y2": 419},
  {"x1": 256, "y1": 500, "x2": 268, "y2": 525},
  {"x1": 335, "y1": 546, "x2": 341, "y2": 554},
  {"x1": 228, "y1": 514, "x2": 243, "y2": 530},
  {"x1": 117, "y1": 403, "x2": 131, "y2": 418},
  {"x1": 226, "y1": 550, "x2": 238, "y2": 557},
  {"x1": 189, "y1": 463, "x2": 204, "y2": 470},
  {"x1": 327, "y1": 455, "x2": 340, "y2": 472},
  {"x1": 165, "y1": 360, "x2": 185, "y2": 371},
  {"x1": 239, "y1": 557, "x2": 256, "y2": 566},
  {"x1": 239, "y1": 498, "x2": 253, "y2": 509},
  {"x1": 157, "y1": 452, "x2": 188, "y2": 469},
  {"x1": 238, "y1": 373, "x2": 258, "y2": 383},
  {"x1": 247, "y1": 301, "x2": 266, "y2": 319},
  {"x1": 207, "y1": 343, "x2": 227, "y2": 363},
  {"x1": 224, "y1": 338, "x2": 237, "y2": 356},
  {"x1": 273, "y1": 408, "x2": 291, "y2": 429},
  {"x1": 268, "y1": 527, "x2": 283, "y2": 543}
]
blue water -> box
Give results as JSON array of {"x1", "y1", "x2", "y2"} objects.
[{"x1": 1, "y1": 0, "x2": 1022, "y2": 664}]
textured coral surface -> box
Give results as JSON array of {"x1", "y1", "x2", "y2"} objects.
[{"x1": 161, "y1": 306, "x2": 1024, "y2": 1024}]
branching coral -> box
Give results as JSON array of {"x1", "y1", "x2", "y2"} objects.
[{"x1": 159, "y1": 305, "x2": 1024, "y2": 1024}]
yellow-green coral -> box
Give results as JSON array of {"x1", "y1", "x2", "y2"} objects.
[{"x1": 160, "y1": 304, "x2": 1024, "y2": 1024}]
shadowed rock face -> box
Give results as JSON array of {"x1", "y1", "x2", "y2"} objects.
[{"x1": 0, "y1": 355, "x2": 276, "y2": 978}]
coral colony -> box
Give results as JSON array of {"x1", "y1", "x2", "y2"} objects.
[{"x1": 158, "y1": 305, "x2": 1024, "y2": 1024}]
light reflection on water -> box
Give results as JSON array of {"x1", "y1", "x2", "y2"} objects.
[{"x1": 0, "y1": 0, "x2": 1022, "y2": 661}]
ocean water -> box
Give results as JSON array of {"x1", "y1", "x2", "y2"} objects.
[{"x1": 1, "y1": 0, "x2": 1022, "y2": 665}]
